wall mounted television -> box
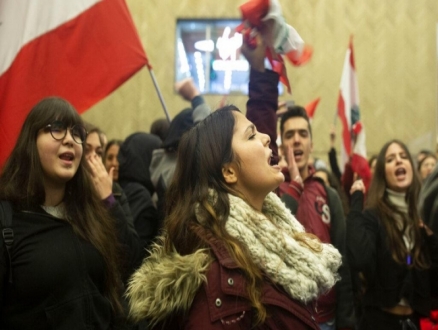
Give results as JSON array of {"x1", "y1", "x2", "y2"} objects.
[{"x1": 175, "y1": 19, "x2": 283, "y2": 95}]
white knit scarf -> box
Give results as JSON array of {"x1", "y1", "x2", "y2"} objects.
[{"x1": 221, "y1": 192, "x2": 342, "y2": 303}]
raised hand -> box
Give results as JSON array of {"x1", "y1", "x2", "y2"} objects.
[
  {"x1": 350, "y1": 179, "x2": 365, "y2": 195},
  {"x1": 241, "y1": 32, "x2": 266, "y2": 72},
  {"x1": 175, "y1": 77, "x2": 200, "y2": 102},
  {"x1": 85, "y1": 154, "x2": 113, "y2": 200},
  {"x1": 329, "y1": 125, "x2": 336, "y2": 148},
  {"x1": 286, "y1": 146, "x2": 303, "y2": 187}
]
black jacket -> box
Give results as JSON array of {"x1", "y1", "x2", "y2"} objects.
[
  {"x1": 118, "y1": 133, "x2": 162, "y2": 250},
  {"x1": 0, "y1": 202, "x2": 141, "y2": 329},
  {"x1": 347, "y1": 191, "x2": 438, "y2": 316}
]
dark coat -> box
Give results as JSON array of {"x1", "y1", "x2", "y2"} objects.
[
  {"x1": 0, "y1": 202, "x2": 141, "y2": 329},
  {"x1": 347, "y1": 191, "x2": 438, "y2": 316},
  {"x1": 127, "y1": 229, "x2": 320, "y2": 330},
  {"x1": 118, "y1": 133, "x2": 162, "y2": 250}
]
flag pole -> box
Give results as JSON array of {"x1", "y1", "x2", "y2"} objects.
[{"x1": 148, "y1": 68, "x2": 171, "y2": 122}]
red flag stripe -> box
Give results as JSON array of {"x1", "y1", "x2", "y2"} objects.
[{"x1": 0, "y1": 0, "x2": 148, "y2": 166}]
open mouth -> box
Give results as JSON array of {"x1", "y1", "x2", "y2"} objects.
[
  {"x1": 59, "y1": 153, "x2": 74, "y2": 161},
  {"x1": 294, "y1": 150, "x2": 303, "y2": 159},
  {"x1": 269, "y1": 155, "x2": 279, "y2": 166},
  {"x1": 395, "y1": 168, "x2": 406, "y2": 177}
]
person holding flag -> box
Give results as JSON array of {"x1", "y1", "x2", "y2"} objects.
[
  {"x1": 234, "y1": 1, "x2": 355, "y2": 328},
  {"x1": 236, "y1": 15, "x2": 355, "y2": 330}
]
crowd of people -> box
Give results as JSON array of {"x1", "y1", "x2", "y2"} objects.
[{"x1": 1, "y1": 28, "x2": 438, "y2": 330}]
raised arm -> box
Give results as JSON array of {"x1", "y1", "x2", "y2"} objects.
[
  {"x1": 328, "y1": 126, "x2": 342, "y2": 182},
  {"x1": 241, "y1": 34, "x2": 280, "y2": 158},
  {"x1": 346, "y1": 180, "x2": 377, "y2": 270},
  {"x1": 175, "y1": 77, "x2": 211, "y2": 123}
]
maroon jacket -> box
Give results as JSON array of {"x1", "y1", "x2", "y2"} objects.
[
  {"x1": 174, "y1": 231, "x2": 320, "y2": 330},
  {"x1": 278, "y1": 168, "x2": 355, "y2": 328}
]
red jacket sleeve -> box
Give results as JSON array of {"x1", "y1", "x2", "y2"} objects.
[{"x1": 246, "y1": 68, "x2": 280, "y2": 158}]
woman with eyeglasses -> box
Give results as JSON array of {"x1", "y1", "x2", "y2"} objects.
[{"x1": 0, "y1": 97, "x2": 142, "y2": 329}]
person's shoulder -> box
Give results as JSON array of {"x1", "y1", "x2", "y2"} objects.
[
  {"x1": 122, "y1": 182, "x2": 152, "y2": 200},
  {"x1": 420, "y1": 165, "x2": 438, "y2": 231},
  {"x1": 127, "y1": 242, "x2": 212, "y2": 325},
  {"x1": 325, "y1": 185, "x2": 340, "y2": 200},
  {"x1": 304, "y1": 175, "x2": 330, "y2": 193}
]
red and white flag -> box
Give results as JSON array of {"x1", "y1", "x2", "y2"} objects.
[
  {"x1": 0, "y1": 0, "x2": 149, "y2": 167},
  {"x1": 337, "y1": 37, "x2": 371, "y2": 188},
  {"x1": 236, "y1": 0, "x2": 313, "y2": 94}
]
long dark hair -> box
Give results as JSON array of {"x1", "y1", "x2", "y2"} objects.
[
  {"x1": 164, "y1": 105, "x2": 269, "y2": 323},
  {"x1": 0, "y1": 97, "x2": 124, "y2": 314},
  {"x1": 365, "y1": 139, "x2": 428, "y2": 269}
]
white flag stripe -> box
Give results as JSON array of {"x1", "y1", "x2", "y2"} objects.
[
  {"x1": 261, "y1": 0, "x2": 304, "y2": 55},
  {"x1": 0, "y1": 0, "x2": 100, "y2": 75}
]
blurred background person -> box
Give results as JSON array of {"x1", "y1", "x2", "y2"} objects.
[
  {"x1": 118, "y1": 132, "x2": 162, "y2": 251},
  {"x1": 84, "y1": 122, "x2": 137, "y2": 238},
  {"x1": 417, "y1": 152, "x2": 437, "y2": 183},
  {"x1": 150, "y1": 118, "x2": 170, "y2": 142},
  {"x1": 104, "y1": 139, "x2": 123, "y2": 182}
]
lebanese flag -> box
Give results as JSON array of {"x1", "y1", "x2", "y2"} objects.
[
  {"x1": 337, "y1": 37, "x2": 371, "y2": 189},
  {"x1": 236, "y1": 0, "x2": 312, "y2": 94},
  {"x1": 0, "y1": 0, "x2": 149, "y2": 167}
]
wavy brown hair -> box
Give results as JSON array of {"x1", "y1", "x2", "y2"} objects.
[
  {"x1": 365, "y1": 139, "x2": 429, "y2": 269},
  {"x1": 0, "y1": 97, "x2": 124, "y2": 314},
  {"x1": 164, "y1": 105, "x2": 269, "y2": 323},
  {"x1": 164, "y1": 105, "x2": 324, "y2": 324}
]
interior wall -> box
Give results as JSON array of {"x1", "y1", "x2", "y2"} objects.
[{"x1": 82, "y1": 0, "x2": 438, "y2": 162}]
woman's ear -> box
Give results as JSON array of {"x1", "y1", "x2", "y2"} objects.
[{"x1": 222, "y1": 163, "x2": 238, "y2": 184}]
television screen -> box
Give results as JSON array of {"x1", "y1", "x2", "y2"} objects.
[{"x1": 175, "y1": 19, "x2": 283, "y2": 95}]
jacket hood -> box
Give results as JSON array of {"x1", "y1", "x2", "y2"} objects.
[
  {"x1": 118, "y1": 132, "x2": 162, "y2": 193},
  {"x1": 126, "y1": 239, "x2": 212, "y2": 325}
]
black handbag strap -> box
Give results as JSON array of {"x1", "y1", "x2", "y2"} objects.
[{"x1": 0, "y1": 201, "x2": 14, "y2": 284}]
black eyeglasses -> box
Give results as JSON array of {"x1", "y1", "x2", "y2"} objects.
[{"x1": 45, "y1": 121, "x2": 87, "y2": 144}]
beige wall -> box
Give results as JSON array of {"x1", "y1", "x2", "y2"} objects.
[{"x1": 82, "y1": 0, "x2": 438, "y2": 162}]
